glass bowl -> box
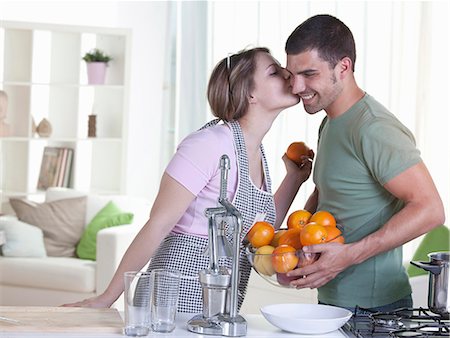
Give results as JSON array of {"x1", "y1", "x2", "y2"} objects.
[{"x1": 245, "y1": 244, "x2": 319, "y2": 288}]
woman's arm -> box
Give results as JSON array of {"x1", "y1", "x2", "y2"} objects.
[
  {"x1": 63, "y1": 173, "x2": 196, "y2": 307},
  {"x1": 304, "y1": 187, "x2": 318, "y2": 214},
  {"x1": 273, "y1": 153, "x2": 313, "y2": 229}
]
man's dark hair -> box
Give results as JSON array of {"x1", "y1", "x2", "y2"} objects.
[{"x1": 285, "y1": 14, "x2": 356, "y2": 71}]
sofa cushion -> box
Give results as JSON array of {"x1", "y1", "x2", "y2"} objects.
[
  {"x1": 76, "y1": 201, "x2": 134, "y2": 260},
  {"x1": 45, "y1": 187, "x2": 151, "y2": 227},
  {"x1": 0, "y1": 257, "x2": 96, "y2": 293},
  {"x1": 10, "y1": 197, "x2": 87, "y2": 257},
  {"x1": 0, "y1": 216, "x2": 47, "y2": 257}
]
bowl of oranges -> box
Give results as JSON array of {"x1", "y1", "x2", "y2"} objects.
[{"x1": 245, "y1": 209, "x2": 344, "y2": 288}]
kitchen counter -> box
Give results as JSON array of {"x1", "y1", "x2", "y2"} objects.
[{"x1": 0, "y1": 308, "x2": 348, "y2": 338}]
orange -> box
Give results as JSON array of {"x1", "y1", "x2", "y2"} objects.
[
  {"x1": 270, "y1": 229, "x2": 288, "y2": 247},
  {"x1": 325, "y1": 226, "x2": 345, "y2": 244},
  {"x1": 253, "y1": 245, "x2": 276, "y2": 276},
  {"x1": 271, "y1": 245, "x2": 299, "y2": 273},
  {"x1": 310, "y1": 210, "x2": 336, "y2": 227},
  {"x1": 247, "y1": 221, "x2": 275, "y2": 248},
  {"x1": 287, "y1": 209, "x2": 312, "y2": 230},
  {"x1": 286, "y1": 142, "x2": 311, "y2": 164},
  {"x1": 300, "y1": 223, "x2": 328, "y2": 246},
  {"x1": 278, "y1": 228, "x2": 303, "y2": 250}
]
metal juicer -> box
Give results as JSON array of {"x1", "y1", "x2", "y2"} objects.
[{"x1": 187, "y1": 155, "x2": 247, "y2": 337}]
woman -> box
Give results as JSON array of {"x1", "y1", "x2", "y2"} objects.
[{"x1": 65, "y1": 47, "x2": 313, "y2": 313}]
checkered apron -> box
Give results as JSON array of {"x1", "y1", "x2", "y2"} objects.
[{"x1": 146, "y1": 119, "x2": 276, "y2": 313}]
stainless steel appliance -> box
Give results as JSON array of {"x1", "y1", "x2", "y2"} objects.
[
  {"x1": 187, "y1": 155, "x2": 247, "y2": 337},
  {"x1": 340, "y1": 306, "x2": 450, "y2": 337},
  {"x1": 411, "y1": 251, "x2": 450, "y2": 316}
]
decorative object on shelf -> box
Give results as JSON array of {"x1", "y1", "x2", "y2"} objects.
[
  {"x1": 31, "y1": 116, "x2": 37, "y2": 137},
  {"x1": 36, "y1": 118, "x2": 52, "y2": 137},
  {"x1": 88, "y1": 114, "x2": 97, "y2": 137},
  {"x1": 82, "y1": 48, "x2": 112, "y2": 85},
  {"x1": 0, "y1": 90, "x2": 11, "y2": 137},
  {"x1": 37, "y1": 146, "x2": 74, "y2": 190}
]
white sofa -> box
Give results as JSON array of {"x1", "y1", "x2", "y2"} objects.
[{"x1": 0, "y1": 188, "x2": 151, "y2": 309}]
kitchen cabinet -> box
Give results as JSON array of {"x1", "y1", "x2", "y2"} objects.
[{"x1": 0, "y1": 21, "x2": 131, "y2": 212}]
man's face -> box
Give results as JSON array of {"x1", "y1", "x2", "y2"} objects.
[{"x1": 286, "y1": 49, "x2": 342, "y2": 115}]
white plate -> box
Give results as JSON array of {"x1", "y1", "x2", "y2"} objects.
[{"x1": 260, "y1": 303, "x2": 352, "y2": 334}]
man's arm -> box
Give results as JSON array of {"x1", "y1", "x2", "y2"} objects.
[
  {"x1": 348, "y1": 161, "x2": 444, "y2": 264},
  {"x1": 288, "y1": 161, "x2": 445, "y2": 289}
]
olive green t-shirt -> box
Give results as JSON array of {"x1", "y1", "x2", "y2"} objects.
[{"x1": 314, "y1": 93, "x2": 421, "y2": 308}]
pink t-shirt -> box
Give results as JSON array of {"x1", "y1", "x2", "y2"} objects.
[{"x1": 165, "y1": 123, "x2": 238, "y2": 237}]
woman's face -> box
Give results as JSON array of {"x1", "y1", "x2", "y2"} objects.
[{"x1": 250, "y1": 52, "x2": 300, "y2": 112}]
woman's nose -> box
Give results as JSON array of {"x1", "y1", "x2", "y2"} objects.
[{"x1": 280, "y1": 68, "x2": 291, "y2": 80}]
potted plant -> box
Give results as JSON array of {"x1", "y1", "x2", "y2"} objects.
[{"x1": 82, "y1": 48, "x2": 112, "y2": 85}]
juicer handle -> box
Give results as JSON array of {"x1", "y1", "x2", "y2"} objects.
[{"x1": 410, "y1": 261, "x2": 442, "y2": 275}]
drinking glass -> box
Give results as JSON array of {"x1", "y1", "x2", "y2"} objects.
[
  {"x1": 150, "y1": 268, "x2": 181, "y2": 333},
  {"x1": 123, "y1": 271, "x2": 152, "y2": 336}
]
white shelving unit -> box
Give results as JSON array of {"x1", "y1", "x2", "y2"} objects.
[{"x1": 0, "y1": 21, "x2": 131, "y2": 212}]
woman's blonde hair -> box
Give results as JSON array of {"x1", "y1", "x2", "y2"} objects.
[{"x1": 207, "y1": 47, "x2": 270, "y2": 121}]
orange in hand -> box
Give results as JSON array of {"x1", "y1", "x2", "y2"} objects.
[
  {"x1": 247, "y1": 221, "x2": 275, "y2": 248},
  {"x1": 300, "y1": 223, "x2": 328, "y2": 246},
  {"x1": 287, "y1": 209, "x2": 312, "y2": 230},
  {"x1": 271, "y1": 244, "x2": 299, "y2": 273},
  {"x1": 310, "y1": 210, "x2": 336, "y2": 227},
  {"x1": 286, "y1": 142, "x2": 311, "y2": 164}
]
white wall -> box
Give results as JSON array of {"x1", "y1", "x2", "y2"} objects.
[
  {"x1": 2, "y1": 1, "x2": 448, "y2": 221},
  {"x1": 1, "y1": 1, "x2": 169, "y2": 202}
]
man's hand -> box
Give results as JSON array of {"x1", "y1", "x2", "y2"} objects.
[{"x1": 286, "y1": 242, "x2": 353, "y2": 289}]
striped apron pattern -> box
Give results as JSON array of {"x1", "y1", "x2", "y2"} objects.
[{"x1": 146, "y1": 119, "x2": 276, "y2": 313}]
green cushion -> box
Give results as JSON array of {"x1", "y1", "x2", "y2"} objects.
[
  {"x1": 76, "y1": 201, "x2": 134, "y2": 260},
  {"x1": 407, "y1": 225, "x2": 450, "y2": 277}
]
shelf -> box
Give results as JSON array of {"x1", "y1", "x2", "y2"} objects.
[
  {"x1": 1, "y1": 81, "x2": 125, "y2": 89},
  {"x1": 0, "y1": 20, "x2": 130, "y2": 212},
  {"x1": 0, "y1": 137, "x2": 122, "y2": 142}
]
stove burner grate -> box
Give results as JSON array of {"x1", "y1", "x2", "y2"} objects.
[
  {"x1": 370, "y1": 314, "x2": 404, "y2": 329},
  {"x1": 345, "y1": 307, "x2": 450, "y2": 337},
  {"x1": 391, "y1": 323, "x2": 450, "y2": 337}
]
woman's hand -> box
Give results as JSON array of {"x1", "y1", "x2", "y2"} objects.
[
  {"x1": 61, "y1": 294, "x2": 113, "y2": 308},
  {"x1": 282, "y1": 149, "x2": 314, "y2": 183}
]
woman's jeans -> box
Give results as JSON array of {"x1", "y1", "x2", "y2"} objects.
[{"x1": 320, "y1": 294, "x2": 413, "y2": 315}]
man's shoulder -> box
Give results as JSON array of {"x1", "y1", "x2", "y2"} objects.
[
  {"x1": 352, "y1": 95, "x2": 409, "y2": 135},
  {"x1": 360, "y1": 94, "x2": 398, "y2": 122}
]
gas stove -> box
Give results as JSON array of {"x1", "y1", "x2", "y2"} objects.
[{"x1": 341, "y1": 307, "x2": 449, "y2": 337}]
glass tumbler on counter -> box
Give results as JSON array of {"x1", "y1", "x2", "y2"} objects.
[
  {"x1": 150, "y1": 268, "x2": 181, "y2": 333},
  {"x1": 123, "y1": 271, "x2": 152, "y2": 337}
]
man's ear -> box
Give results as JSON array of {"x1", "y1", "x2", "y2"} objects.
[{"x1": 339, "y1": 57, "x2": 353, "y2": 78}]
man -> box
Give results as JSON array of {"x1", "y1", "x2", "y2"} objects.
[{"x1": 284, "y1": 14, "x2": 444, "y2": 312}]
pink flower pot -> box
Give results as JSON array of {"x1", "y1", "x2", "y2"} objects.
[{"x1": 86, "y1": 62, "x2": 107, "y2": 85}]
